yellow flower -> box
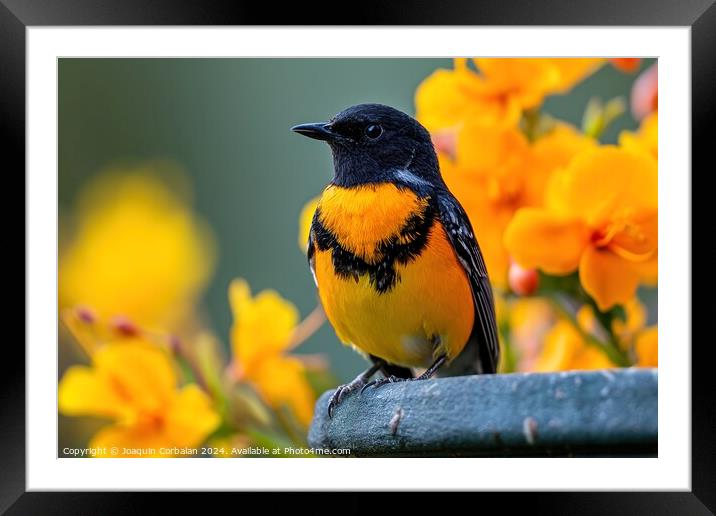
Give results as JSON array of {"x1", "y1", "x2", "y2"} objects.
[
  {"x1": 619, "y1": 115, "x2": 659, "y2": 294},
  {"x1": 508, "y1": 297, "x2": 558, "y2": 371},
  {"x1": 620, "y1": 111, "x2": 658, "y2": 160},
  {"x1": 616, "y1": 115, "x2": 660, "y2": 286},
  {"x1": 229, "y1": 279, "x2": 315, "y2": 426},
  {"x1": 474, "y1": 58, "x2": 605, "y2": 106},
  {"x1": 504, "y1": 146, "x2": 657, "y2": 310},
  {"x1": 577, "y1": 297, "x2": 647, "y2": 349},
  {"x1": 59, "y1": 166, "x2": 216, "y2": 330},
  {"x1": 635, "y1": 326, "x2": 658, "y2": 367},
  {"x1": 442, "y1": 123, "x2": 595, "y2": 287},
  {"x1": 298, "y1": 196, "x2": 319, "y2": 252},
  {"x1": 636, "y1": 252, "x2": 658, "y2": 287},
  {"x1": 611, "y1": 297, "x2": 648, "y2": 344},
  {"x1": 416, "y1": 59, "x2": 521, "y2": 133},
  {"x1": 58, "y1": 338, "x2": 219, "y2": 457},
  {"x1": 577, "y1": 299, "x2": 656, "y2": 366},
  {"x1": 416, "y1": 58, "x2": 604, "y2": 133},
  {"x1": 534, "y1": 320, "x2": 614, "y2": 372}
]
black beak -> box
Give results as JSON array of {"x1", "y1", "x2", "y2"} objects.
[{"x1": 291, "y1": 122, "x2": 339, "y2": 142}]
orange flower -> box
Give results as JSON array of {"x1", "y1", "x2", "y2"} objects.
[
  {"x1": 620, "y1": 111, "x2": 658, "y2": 160},
  {"x1": 610, "y1": 58, "x2": 641, "y2": 73},
  {"x1": 229, "y1": 279, "x2": 316, "y2": 426},
  {"x1": 620, "y1": 111, "x2": 659, "y2": 285},
  {"x1": 474, "y1": 58, "x2": 605, "y2": 104},
  {"x1": 636, "y1": 253, "x2": 658, "y2": 287},
  {"x1": 534, "y1": 320, "x2": 615, "y2": 372},
  {"x1": 577, "y1": 296, "x2": 651, "y2": 350},
  {"x1": 610, "y1": 297, "x2": 647, "y2": 345},
  {"x1": 416, "y1": 60, "x2": 521, "y2": 134},
  {"x1": 442, "y1": 123, "x2": 596, "y2": 287},
  {"x1": 416, "y1": 58, "x2": 604, "y2": 133},
  {"x1": 504, "y1": 146, "x2": 657, "y2": 310},
  {"x1": 635, "y1": 326, "x2": 658, "y2": 367}
]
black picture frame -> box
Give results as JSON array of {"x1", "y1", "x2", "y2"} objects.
[{"x1": 5, "y1": 0, "x2": 713, "y2": 511}]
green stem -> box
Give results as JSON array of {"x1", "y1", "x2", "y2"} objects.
[
  {"x1": 547, "y1": 294, "x2": 630, "y2": 367},
  {"x1": 522, "y1": 108, "x2": 541, "y2": 142},
  {"x1": 274, "y1": 407, "x2": 307, "y2": 448}
]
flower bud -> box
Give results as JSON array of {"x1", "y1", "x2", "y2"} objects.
[
  {"x1": 631, "y1": 63, "x2": 658, "y2": 120},
  {"x1": 508, "y1": 262, "x2": 539, "y2": 296},
  {"x1": 75, "y1": 306, "x2": 96, "y2": 324},
  {"x1": 168, "y1": 334, "x2": 182, "y2": 354},
  {"x1": 431, "y1": 130, "x2": 457, "y2": 159},
  {"x1": 610, "y1": 58, "x2": 641, "y2": 73},
  {"x1": 110, "y1": 315, "x2": 139, "y2": 337}
]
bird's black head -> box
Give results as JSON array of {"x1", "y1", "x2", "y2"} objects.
[{"x1": 292, "y1": 104, "x2": 442, "y2": 190}]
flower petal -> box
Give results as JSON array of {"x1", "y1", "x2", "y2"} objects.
[
  {"x1": 609, "y1": 208, "x2": 658, "y2": 260},
  {"x1": 546, "y1": 146, "x2": 657, "y2": 224},
  {"x1": 549, "y1": 58, "x2": 605, "y2": 93},
  {"x1": 92, "y1": 339, "x2": 177, "y2": 418},
  {"x1": 635, "y1": 326, "x2": 658, "y2": 367},
  {"x1": 579, "y1": 247, "x2": 641, "y2": 311},
  {"x1": 164, "y1": 384, "x2": 220, "y2": 447},
  {"x1": 523, "y1": 123, "x2": 597, "y2": 207},
  {"x1": 619, "y1": 112, "x2": 658, "y2": 160},
  {"x1": 570, "y1": 346, "x2": 616, "y2": 370},
  {"x1": 441, "y1": 159, "x2": 515, "y2": 288},
  {"x1": 89, "y1": 424, "x2": 169, "y2": 457},
  {"x1": 58, "y1": 365, "x2": 133, "y2": 421},
  {"x1": 535, "y1": 320, "x2": 613, "y2": 372},
  {"x1": 456, "y1": 123, "x2": 529, "y2": 174},
  {"x1": 228, "y1": 278, "x2": 252, "y2": 316},
  {"x1": 534, "y1": 320, "x2": 580, "y2": 372},
  {"x1": 230, "y1": 280, "x2": 300, "y2": 368},
  {"x1": 473, "y1": 58, "x2": 556, "y2": 108},
  {"x1": 634, "y1": 253, "x2": 658, "y2": 286},
  {"x1": 610, "y1": 58, "x2": 641, "y2": 73},
  {"x1": 247, "y1": 355, "x2": 315, "y2": 426},
  {"x1": 504, "y1": 208, "x2": 588, "y2": 274},
  {"x1": 415, "y1": 66, "x2": 521, "y2": 132},
  {"x1": 415, "y1": 68, "x2": 475, "y2": 131},
  {"x1": 58, "y1": 169, "x2": 216, "y2": 329}
]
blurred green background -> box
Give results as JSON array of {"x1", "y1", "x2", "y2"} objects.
[{"x1": 58, "y1": 58, "x2": 652, "y2": 382}]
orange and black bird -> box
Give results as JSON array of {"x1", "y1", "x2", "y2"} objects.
[{"x1": 292, "y1": 104, "x2": 499, "y2": 417}]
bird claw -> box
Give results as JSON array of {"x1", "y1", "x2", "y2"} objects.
[
  {"x1": 360, "y1": 375, "x2": 407, "y2": 394},
  {"x1": 327, "y1": 377, "x2": 368, "y2": 418},
  {"x1": 327, "y1": 385, "x2": 348, "y2": 418}
]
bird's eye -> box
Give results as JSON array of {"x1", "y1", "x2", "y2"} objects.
[{"x1": 364, "y1": 124, "x2": 383, "y2": 139}]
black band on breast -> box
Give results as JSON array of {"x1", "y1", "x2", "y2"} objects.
[{"x1": 312, "y1": 197, "x2": 437, "y2": 294}]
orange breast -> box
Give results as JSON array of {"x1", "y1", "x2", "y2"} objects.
[
  {"x1": 313, "y1": 183, "x2": 475, "y2": 368},
  {"x1": 316, "y1": 183, "x2": 429, "y2": 261}
]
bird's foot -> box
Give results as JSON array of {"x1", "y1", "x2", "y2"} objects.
[
  {"x1": 360, "y1": 375, "x2": 411, "y2": 393},
  {"x1": 327, "y1": 368, "x2": 377, "y2": 418},
  {"x1": 361, "y1": 354, "x2": 448, "y2": 393}
]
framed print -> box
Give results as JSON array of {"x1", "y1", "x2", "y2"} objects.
[{"x1": 6, "y1": 0, "x2": 714, "y2": 510}]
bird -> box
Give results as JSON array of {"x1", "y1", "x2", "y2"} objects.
[{"x1": 292, "y1": 104, "x2": 499, "y2": 417}]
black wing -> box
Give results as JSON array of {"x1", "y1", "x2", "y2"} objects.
[
  {"x1": 307, "y1": 224, "x2": 318, "y2": 287},
  {"x1": 436, "y1": 191, "x2": 500, "y2": 374}
]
